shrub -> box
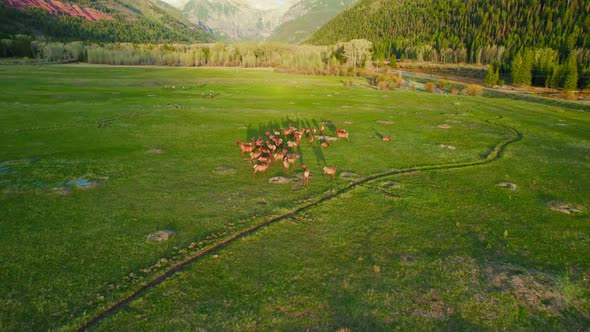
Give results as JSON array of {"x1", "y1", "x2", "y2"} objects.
[
  {"x1": 377, "y1": 81, "x2": 391, "y2": 90},
  {"x1": 424, "y1": 82, "x2": 436, "y2": 93},
  {"x1": 462, "y1": 84, "x2": 483, "y2": 96},
  {"x1": 560, "y1": 90, "x2": 577, "y2": 100},
  {"x1": 375, "y1": 73, "x2": 401, "y2": 89},
  {"x1": 436, "y1": 79, "x2": 448, "y2": 89}
]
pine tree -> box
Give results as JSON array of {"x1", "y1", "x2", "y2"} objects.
[
  {"x1": 484, "y1": 64, "x2": 498, "y2": 86},
  {"x1": 511, "y1": 52, "x2": 524, "y2": 85},
  {"x1": 563, "y1": 54, "x2": 578, "y2": 91}
]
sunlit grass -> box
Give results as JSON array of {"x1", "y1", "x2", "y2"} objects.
[{"x1": 0, "y1": 64, "x2": 588, "y2": 330}]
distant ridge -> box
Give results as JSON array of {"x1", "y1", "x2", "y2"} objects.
[
  {"x1": 3, "y1": 0, "x2": 113, "y2": 21},
  {"x1": 0, "y1": 0, "x2": 214, "y2": 43},
  {"x1": 267, "y1": 0, "x2": 359, "y2": 44}
]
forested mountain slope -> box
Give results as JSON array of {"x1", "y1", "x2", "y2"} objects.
[
  {"x1": 267, "y1": 0, "x2": 359, "y2": 44},
  {"x1": 307, "y1": 0, "x2": 590, "y2": 62},
  {"x1": 0, "y1": 0, "x2": 214, "y2": 43}
]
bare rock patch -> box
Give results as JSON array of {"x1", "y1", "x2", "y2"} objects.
[
  {"x1": 376, "y1": 120, "x2": 395, "y2": 125},
  {"x1": 316, "y1": 135, "x2": 339, "y2": 141},
  {"x1": 268, "y1": 176, "x2": 292, "y2": 184},
  {"x1": 438, "y1": 144, "x2": 456, "y2": 150},
  {"x1": 340, "y1": 172, "x2": 360, "y2": 179},
  {"x1": 547, "y1": 201, "x2": 583, "y2": 214},
  {"x1": 147, "y1": 230, "x2": 175, "y2": 242},
  {"x1": 381, "y1": 181, "x2": 401, "y2": 188},
  {"x1": 497, "y1": 182, "x2": 518, "y2": 191},
  {"x1": 437, "y1": 124, "x2": 451, "y2": 129},
  {"x1": 214, "y1": 166, "x2": 236, "y2": 174},
  {"x1": 147, "y1": 148, "x2": 163, "y2": 154}
]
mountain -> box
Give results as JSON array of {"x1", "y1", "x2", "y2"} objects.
[
  {"x1": 0, "y1": 0, "x2": 214, "y2": 43},
  {"x1": 306, "y1": 0, "x2": 590, "y2": 60},
  {"x1": 182, "y1": 0, "x2": 299, "y2": 40},
  {"x1": 267, "y1": 0, "x2": 359, "y2": 44}
]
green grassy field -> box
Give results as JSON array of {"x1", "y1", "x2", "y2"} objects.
[{"x1": 0, "y1": 64, "x2": 588, "y2": 331}]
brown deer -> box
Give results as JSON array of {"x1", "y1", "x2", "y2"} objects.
[
  {"x1": 321, "y1": 141, "x2": 330, "y2": 148},
  {"x1": 287, "y1": 140, "x2": 299, "y2": 149},
  {"x1": 282, "y1": 155, "x2": 290, "y2": 174},
  {"x1": 249, "y1": 150, "x2": 263, "y2": 163},
  {"x1": 383, "y1": 135, "x2": 391, "y2": 142},
  {"x1": 302, "y1": 164, "x2": 310, "y2": 186},
  {"x1": 237, "y1": 140, "x2": 254, "y2": 157},
  {"x1": 286, "y1": 153, "x2": 299, "y2": 165},
  {"x1": 253, "y1": 162, "x2": 270, "y2": 177},
  {"x1": 336, "y1": 129, "x2": 349, "y2": 141},
  {"x1": 273, "y1": 149, "x2": 287, "y2": 163},
  {"x1": 323, "y1": 166, "x2": 337, "y2": 180}
]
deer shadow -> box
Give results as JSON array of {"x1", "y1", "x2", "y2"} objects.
[{"x1": 372, "y1": 127, "x2": 384, "y2": 140}]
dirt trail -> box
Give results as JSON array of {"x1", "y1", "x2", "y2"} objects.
[{"x1": 79, "y1": 118, "x2": 522, "y2": 331}]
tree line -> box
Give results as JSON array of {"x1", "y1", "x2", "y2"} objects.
[
  {"x1": 307, "y1": 0, "x2": 590, "y2": 89},
  {"x1": 1, "y1": 37, "x2": 588, "y2": 91}
]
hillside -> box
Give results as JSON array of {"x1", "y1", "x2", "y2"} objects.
[
  {"x1": 266, "y1": 0, "x2": 359, "y2": 44},
  {"x1": 182, "y1": 0, "x2": 278, "y2": 40},
  {"x1": 307, "y1": 0, "x2": 590, "y2": 61},
  {"x1": 0, "y1": 0, "x2": 214, "y2": 43}
]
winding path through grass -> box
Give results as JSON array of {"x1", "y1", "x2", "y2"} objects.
[{"x1": 79, "y1": 117, "x2": 522, "y2": 331}]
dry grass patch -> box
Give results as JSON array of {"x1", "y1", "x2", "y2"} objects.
[{"x1": 485, "y1": 263, "x2": 567, "y2": 314}]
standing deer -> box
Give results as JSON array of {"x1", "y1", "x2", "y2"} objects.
[
  {"x1": 282, "y1": 155, "x2": 290, "y2": 174},
  {"x1": 323, "y1": 166, "x2": 337, "y2": 180},
  {"x1": 383, "y1": 135, "x2": 391, "y2": 142},
  {"x1": 286, "y1": 153, "x2": 299, "y2": 165},
  {"x1": 253, "y1": 162, "x2": 270, "y2": 177},
  {"x1": 237, "y1": 140, "x2": 254, "y2": 157},
  {"x1": 273, "y1": 149, "x2": 287, "y2": 163},
  {"x1": 336, "y1": 129, "x2": 349, "y2": 141},
  {"x1": 302, "y1": 164, "x2": 310, "y2": 186}
]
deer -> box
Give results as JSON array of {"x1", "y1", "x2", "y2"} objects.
[
  {"x1": 266, "y1": 141, "x2": 276, "y2": 153},
  {"x1": 382, "y1": 135, "x2": 391, "y2": 142},
  {"x1": 321, "y1": 141, "x2": 330, "y2": 148},
  {"x1": 273, "y1": 149, "x2": 287, "y2": 163},
  {"x1": 323, "y1": 166, "x2": 337, "y2": 180},
  {"x1": 254, "y1": 137, "x2": 265, "y2": 148},
  {"x1": 308, "y1": 134, "x2": 314, "y2": 144},
  {"x1": 336, "y1": 129, "x2": 349, "y2": 141},
  {"x1": 272, "y1": 137, "x2": 283, "y2": 147},
  {"x1": 237, "y1": 140, "x2": 254, "y2": 157},
  {"x1": 287, "y1": 140, "x2": 299, "y2": 149},
  {"x1": 282, "y1": 155, "x2": 290, "y2": 174},
  {"x1": 250, "y1": 150, "x2": 263, "y2": 164},
  {"x1": 302, "y1": 164, "x2": 310, "y2": 186},
  {"x1": 286, "y1": 153, "x2": 299, "y2": 165},
  {"x1": 253, "y1": 162, "x2": 270, "y2": 177},
  {"x1": 282, "y1": 127, "x2": 294, "y2": 137}
]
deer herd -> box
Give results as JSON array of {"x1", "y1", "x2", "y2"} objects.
[
  {"x1": 236, "y1": 123, "x2": 351, "y2": 186},
  {"x1": 237, "y1": 123, "x2": 389, "y2": 186}
]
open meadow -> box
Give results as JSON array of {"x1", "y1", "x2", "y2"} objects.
[{"x1": 0, "y1": 64, "x2": 589, "y2": 330}]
